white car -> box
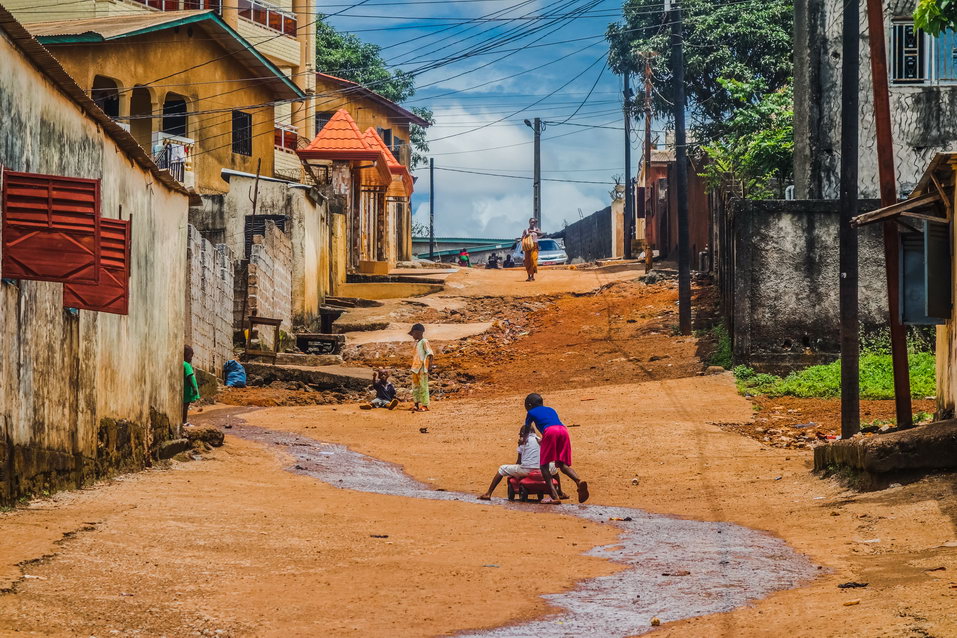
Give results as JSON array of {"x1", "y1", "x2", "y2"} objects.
[{"x1": 509, "y1": 238, "x2": 568, "y2": 266}]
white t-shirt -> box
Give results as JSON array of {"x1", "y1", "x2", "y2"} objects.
[{"x1": 517, "y1": 436, "x2": 542, "y2": 469}]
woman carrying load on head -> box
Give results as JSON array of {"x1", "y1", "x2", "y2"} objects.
[{"x1": 521, "y1": 217, "x2": 541, "y2": 282}]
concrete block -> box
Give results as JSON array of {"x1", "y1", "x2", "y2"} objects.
[
  {"x1": 814, "y1": 420, "x2": 957, "y2": 477},
  {"x1": 156, "y1": 438, "x2": 191, "y2": 460}
]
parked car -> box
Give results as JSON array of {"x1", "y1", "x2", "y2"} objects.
[{"x1": 509, "y1": 238, "x2": 568, "y2": 267}]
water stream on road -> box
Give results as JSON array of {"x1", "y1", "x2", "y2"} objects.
[{"x1": 229, "y1": 422, "x2": 818, "y2": 636}]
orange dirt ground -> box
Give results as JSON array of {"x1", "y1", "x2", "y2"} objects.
[{"x1": 1, "y1": 267, "x2": 955, "y2": 637}]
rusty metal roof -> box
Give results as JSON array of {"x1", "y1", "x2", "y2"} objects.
[
  {"x1": 28, "y1": 10, "x2": 303, "y2": 100},
  {"x1": 316, "y1": 72, "x2": 431, "y2": 127},
  {"x1": 0, "y1": 5, "x2": 188, "y2": 197}
]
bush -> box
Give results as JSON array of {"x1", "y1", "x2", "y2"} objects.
[
  {"x1": 707, "y1": 324, "x2": 733, "y2": 369},
  {"x1": 734, "y1": 352, "x2": 936, "y2": 399}
]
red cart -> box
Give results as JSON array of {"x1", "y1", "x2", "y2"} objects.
[{"x1": 507, "y1": 470, "x2": 559, "y2": 502}]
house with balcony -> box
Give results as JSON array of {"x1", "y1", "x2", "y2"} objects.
[{"x1": 6, "y1": 0, "x2": 317, "y2": 185}]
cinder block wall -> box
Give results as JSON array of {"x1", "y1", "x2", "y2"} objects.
[
  {"x1": 246, "y1": 220, "x2": 293, "y2": 334},
  {"x1": 185, "y1": 225, "x2": 235, "y2": 374}
]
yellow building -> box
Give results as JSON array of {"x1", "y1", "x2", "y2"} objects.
[
  {"x1": 7, "y1": 0, "x2": 316, "y2": 186},
  {"x1": 24, "y1": 11, "x2": 304, "y2": 193}
]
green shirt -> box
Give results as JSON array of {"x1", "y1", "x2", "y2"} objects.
[{"x1": 184, "y1": 361, "x2": 201, "y2": 403}]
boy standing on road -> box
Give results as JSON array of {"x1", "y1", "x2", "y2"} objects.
[
  {"x1": 183, "y1": 345, "x2": 200, "y2": 429},
  {"x1": 409, "y1": 323, "x2": 434, "y2": 412}
]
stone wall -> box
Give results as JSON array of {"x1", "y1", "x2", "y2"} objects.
[
  {"x1": 185, "y1": 225, "x2": 234, "y2": 375},
  {"x1": 719, "y1": 200, "x2": 889, "y2": 373},
  {"x1": 795, "y1": 0, "x2": 953, "y2": 199},
  {"x1": 247, "y1": 220, "x2": 293, "y2": 333}
]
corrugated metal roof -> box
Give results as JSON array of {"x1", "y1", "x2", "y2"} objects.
[
  {"x1": 29, "y1": 11, "x2": 303, "y2": 100},
  {"x1": 0, "y1": 5, "x2": 188, "y2": 197}
]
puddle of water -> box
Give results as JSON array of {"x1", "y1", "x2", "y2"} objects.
[{"x1": 231, "y1": 423, "x2": 818, "y2": 637}]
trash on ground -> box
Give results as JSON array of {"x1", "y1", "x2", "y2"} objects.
[{"x1": 837, "y1": 582, "x2": 868, "y2": 589}]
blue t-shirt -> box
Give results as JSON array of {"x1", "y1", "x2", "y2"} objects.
[{"x1": 525, "y1": 406, "x2": 563, "y2": 433}]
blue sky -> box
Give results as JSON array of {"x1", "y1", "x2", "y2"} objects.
[{"x1": 325, "y1": 0, "x2": 643, "y2": 239}]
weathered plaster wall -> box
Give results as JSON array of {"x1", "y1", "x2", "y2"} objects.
[
  {"x1": 0, "y1": 28, "x2": 188, "y2": 503},
  {"x1": 726, "y1": 200, "x2": 888, "y2": 373},
  {"x1": 185, "y1": 225, "x2": 235, "y2": 375},
  {"x1": 246, "y1": 220, "x2": 293, "y2": 332},
  {"x1": 796, "y1": 0, "x2": 951, "y2": 198},
  {"x1": 190, "y1": 175, "x2": 330, "y2": 330}
]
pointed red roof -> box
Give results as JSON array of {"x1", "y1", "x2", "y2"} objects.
[
  {"x1": 363, "y1": 127, "x2": 413, "y2": 196},
  {"x1": 298, "y1": 109, "x2": 380, "y2": 162}
]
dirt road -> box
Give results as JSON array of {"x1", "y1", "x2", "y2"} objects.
[{"x1": 1, "y1": 267, "x2": 955, "y2": 637}]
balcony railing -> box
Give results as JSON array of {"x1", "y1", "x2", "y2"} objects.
[
  {"x1": 153, "y1": 134, "x2": 194, "y2": 186},
  {"x1": 274, "y1": 123, "x2": 298, "y2": 152},
  {"x1": 239, "y1": 0, "x2": 297, "y2": 37},
  {"x1": 127, "y1": 0, "x2": 222, "y2": 12}
]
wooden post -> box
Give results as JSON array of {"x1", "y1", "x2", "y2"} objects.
[{"x1": 865, "y1": 0, "x2": 913, "y2": 428}]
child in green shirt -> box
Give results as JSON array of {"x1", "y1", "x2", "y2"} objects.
[{"x1": 183, "y1": 345, "x2": 200, "y2": 429}]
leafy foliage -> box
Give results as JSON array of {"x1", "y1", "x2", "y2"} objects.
[
  {"x1": 733, "y1": 352, "x2": 937, "y2": 400},
  {"x1": 606, "y1": 0, "x2": 793, "y2": 142},
  {"x1": 315, "y1": 19, "x2": 433, "y2": 166},
  {"x1": 699, "y1": 79, "x2": 794, "y2": 199},
  {"x1": 914, "y1": 0, "x2": 957, "y2": 35}
]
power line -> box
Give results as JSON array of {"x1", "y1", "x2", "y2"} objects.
[{"x1": 433, "y1": 166, "x2": 614, "y2": 184}]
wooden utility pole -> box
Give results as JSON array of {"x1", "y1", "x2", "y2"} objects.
[
  {"x1": 429, "y1": 157, "x2": 435, "y2": 261},
  {"x1": 865, "y1": 0, "x2": 913, "y2": 428},
  {"x1": 624, "y1": 72, "x2": 634, "y2": 260},
  {"x1": 667, "y1": 0, "x2": 692, "y2": 335},
  {"x1": 839, "y1": 0, "x2": 861, "y2": 438},
  {"x1": 643, "y1": 54, "x2": 654, "y2": 273}
]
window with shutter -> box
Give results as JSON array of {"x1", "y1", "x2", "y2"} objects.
[
  {"x1": 1, "y1": 170, "x2": 101, "y2": 284},
  {"x1": 63, "y1": 218, "x2": 131, "y2": 315}
]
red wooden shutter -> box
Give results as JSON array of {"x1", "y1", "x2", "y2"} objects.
[
  {"x1": 63, "y1": 218, "x2": 130, "y2": 315},
  {"x1": 1, "y1": 170, "x2": 100, "y2": 284}
]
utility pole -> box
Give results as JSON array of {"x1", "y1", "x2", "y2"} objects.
[
  {"x1": 624, "y1": 72, "x2": 634, "y2": 260},
  {"x1": 429, "y1": 157, "x2": 435, "y2": 261},
  {"x1": 668, "y1": 0, "x2": 692, "y2": 335},
  {"x1": 524, "y1": 117, "x2": 542, "y2": 227},
  {"x1": 865, "y1": 0, "x2": 913, "y2": 428},
  {"x1": 643, "y1": 54, "x2": 654, "y2": 273},
  {"x1": 839, "y1": 0, "x2": 860, "y2": 438}
]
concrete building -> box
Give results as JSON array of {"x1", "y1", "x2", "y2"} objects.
[
  {"x1": 298, "y1": 110, "x2": 413, "y2": 273},
  {"x1": 0, "y1": 5, "x2": 190, "y2": 503},
  {"x1": 23, "y1": 10, "x2": 304, "y2": 191},
  {"x1": 795, "y1": 0, "x2": 957, "y2": 199},
  {"x1": 5, "y1": 0, "x2": 317, "y2": 182}
]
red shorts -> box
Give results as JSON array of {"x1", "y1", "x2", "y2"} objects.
[{"x1": 539, "y1": 425, "x2": 572, "y2": 466}]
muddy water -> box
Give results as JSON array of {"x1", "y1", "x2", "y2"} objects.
[{"x1": 231, "y1": 423, "x2": 818, "y2": 636}]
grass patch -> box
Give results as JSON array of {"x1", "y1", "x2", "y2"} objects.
[
  {"x1": 707, "y1": 324, "x2": 732, "y2": 369},
  {"x1": 734, "y1": 352, "x2": 936, "y2": 400}
]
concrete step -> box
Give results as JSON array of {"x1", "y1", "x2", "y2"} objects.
[{"x1": 243, "y1": 362, "x2": 372, "y2": 392}]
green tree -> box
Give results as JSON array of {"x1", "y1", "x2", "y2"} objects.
[
  {"x1": 915, "y1": 0, "x2": 957, "y2": 34},
  {"x1": 606, "y1": 0, "x2": 792, "y2": 142},
  {"x1": 699, "y1": 79, "x2": 794, "y2": 199},
  {"x1": 315, "y1": 18, "x2": 433, "y2": 167}
]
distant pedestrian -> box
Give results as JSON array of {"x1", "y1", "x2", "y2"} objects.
[
  {"x1": 458, "y1": 248, "x2": 471, "y2": 267},
  {"x1": 183, "y1": 345, "x2": 200, "y2": 429},
  {"x1": 362, "y1": 369, "x2": 399, "y2": 410},
  {"x1": 503, "y1": 254, "x2": 515, "y2": 268},
  {"x1": 521, "y1": 218, "x2": 541, "y2": 281},
  {"x1": 523, "y1": 393, "x2": 589, "y2": 504},
  {"x1": 409, "y1": 323, "x2": 434, "y2": 412}
]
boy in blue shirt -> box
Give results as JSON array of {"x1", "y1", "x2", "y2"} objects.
[{"x1": 525, "y1": 393, "x2": 589, "y2": 504}]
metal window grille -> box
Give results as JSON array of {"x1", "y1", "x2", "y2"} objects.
[
  {"x1": 315, "y1": 111, "x2": 334, "y2": 133},
  {"x1": 232, "y1": 110, "x2": 253, "y2": 156},
  {"x1": 892, "y1": 22, "x2": 928, "y2": 83}
]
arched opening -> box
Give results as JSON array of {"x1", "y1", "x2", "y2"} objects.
[
  {"x1": 91, "y1": 75, "x2": 119, "y2": 118},
  {"x1": 129, "y1": 86, "x2": 154, "y2": 150},
  {"x1": 161, "y1": 92, "x2": 188, "y2": 138}
]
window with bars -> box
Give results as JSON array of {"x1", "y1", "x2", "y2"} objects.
[
  {"x1": 232, "y1": 111, "x2": 253, "y2": 156},
  {"x1": 315, "y1": 111, "x2": 335, "y2": 132},
  {"x1": 891, "y1": 20, "x2": 957, "y2": 84}
]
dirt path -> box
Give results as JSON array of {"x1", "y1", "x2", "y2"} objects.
[{"x1": 1, "y1": 269, "x2": 955, "y2": 637}]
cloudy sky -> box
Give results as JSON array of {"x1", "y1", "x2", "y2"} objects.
[{"x1": 326, "y1": 0, "x2": 644, "y2": 240}]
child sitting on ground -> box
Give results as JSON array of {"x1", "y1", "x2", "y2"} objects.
[
  {"x1": 524, "y1": 393, "x2": 589, "y2": 504},
  {"x1": 361, "y1": 369, "x2": 399, "y2": 410},
  {"x1": 477, "y1": 422, "x2": 565, "y2": 501}
]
